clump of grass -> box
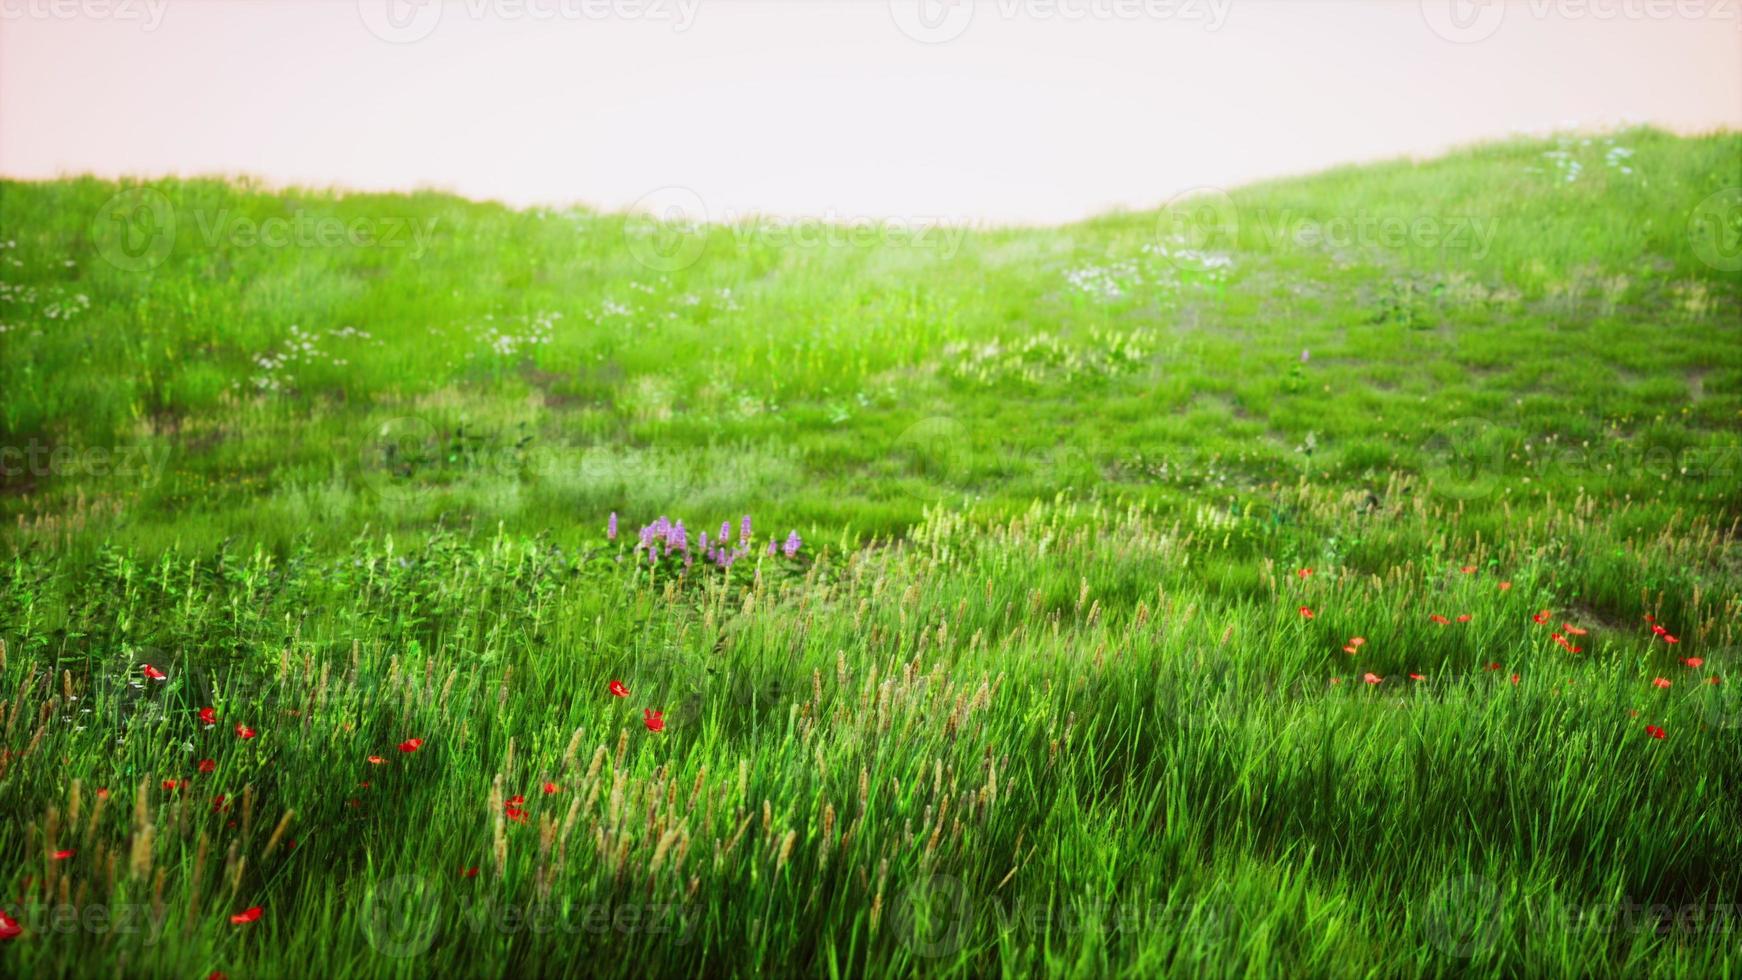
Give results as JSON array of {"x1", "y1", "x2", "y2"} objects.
[{"x1": 1, "y1": 128, "x2": 1739, "y2": 976}]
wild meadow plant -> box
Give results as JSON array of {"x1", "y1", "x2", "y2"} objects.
[{"x1": 0, "y1": 128, "x2": 1739, "y2": 976}]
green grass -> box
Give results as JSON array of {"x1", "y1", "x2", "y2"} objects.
[{"x1": 0, "y1": 127, "x2": 1739, "y2": 978}]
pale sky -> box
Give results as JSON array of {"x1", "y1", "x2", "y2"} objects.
[{"x1": 2, "y1": 1, "x2": 1738, "y2": 224}]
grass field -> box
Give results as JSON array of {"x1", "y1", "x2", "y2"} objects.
[{"x1": 1, "y1": 127, "x2": 1740, "y2": 978}]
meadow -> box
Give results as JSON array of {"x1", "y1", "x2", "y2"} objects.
[{"x1": 1, "y1": 127, "x2": 1740, "y2": 978}]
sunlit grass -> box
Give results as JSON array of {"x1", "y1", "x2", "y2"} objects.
[{"x1": 0, "y1": 127, "x2": 1739, "y2": 977}]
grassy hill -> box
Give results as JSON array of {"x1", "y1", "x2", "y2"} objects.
[{"x1": 0, "y1": 128, "x2": 1739, "y2": 977}]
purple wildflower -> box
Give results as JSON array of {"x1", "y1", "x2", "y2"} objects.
[
  {"x1": 607, "y1": 512, "x2": 618, "y2": 540},
  {"x1": 783, "y1": 530, "x2": 801, "y2": 559}
]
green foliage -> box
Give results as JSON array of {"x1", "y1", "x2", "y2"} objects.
[{"x1": 0, "y1": 129, "x2": 1739, "y2": 977}]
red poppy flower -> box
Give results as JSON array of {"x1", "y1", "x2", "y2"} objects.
[
  {"x1": 398, "y1": 738, "x2": 423, "y2": 753},
  {"x1": 542, "y1": 782, "x2": 558, "y2": 795},
  {"x1": 0, "y1": 910, "x2": 20, "y2": 940},
  {"x1": 1652, "y1": 677, "x2": 1671, "y2": 689},
  {"x1": 51, "y1": 849, "x2": 73, "y2": 860},
  {"x1": 1644, "y1": 724, "x2": 1666, "y2": 740},
  {"x1": 1532, "y1": 610, "x2": 1552, "y2": 625},
  {"x1": 1498, "y1": 581, "x2": 1512, "y2": 591},
  {"x1": 462, "y1": 866, "x2": 479, "y2": 878},
  {"x1": 608, "y1": 679, "x2": 630, "y2": 698},
  {"x1": 142, "y1": 664, "x2": 167, "y2": 682},
  {"x1": 229, "y1": 906, "x2": 262, "y2": 925},
  {"x1": 1460, "y1": 565, "x2": 1476, "y2": 574},
  {"x1": 1362, "y1": 672, "x2": 1382, "y2": 685},
  {"x1": 1408, "y1": 673, "x2": 1426, "y2": 681},
  {"x1": 1684, "y1": 657, "x2": 1704, "y2": 668},
  {"x1": 234, "y1": 724, "x2": 256, "y2": 740},
  {"x1": 199, "y1": 706, "x2": 217, "y2": 726},
  {"x1": 643, "y1": 709, "x2": 666, "y2": 733},
  {"x1": 367, "y1": 755, "x2": 386, "y2": 765},
  {"x1": 197, "y1": 759, "x2": 216, "y2": 774},
  {"x1": 1298, "y1": 606, "x2": 1314, "y2": 620}
]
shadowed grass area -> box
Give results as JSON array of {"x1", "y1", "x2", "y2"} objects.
[{"x1": 0, "y1": 128, "x2": 1739, "y2": 977}]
